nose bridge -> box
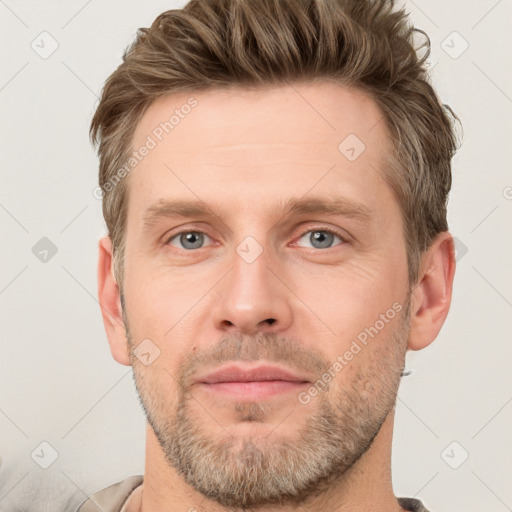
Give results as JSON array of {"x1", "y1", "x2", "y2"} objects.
[
  {"x1": 232, "y1": 237, "x2": 272, "y2": 302},
  {"x1": 211, "y1": 235, "x2": 293, "y2": 334}
]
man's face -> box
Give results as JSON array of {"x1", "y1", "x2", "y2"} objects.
[{"x1": 121, "y1": 82, "x2": 411, "y2": 507}]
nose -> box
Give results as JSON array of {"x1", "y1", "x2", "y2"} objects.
[{"x1": 210, "y1": 241, "x2": 293, "y2": 336}]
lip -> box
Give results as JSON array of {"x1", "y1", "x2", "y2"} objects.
[
  {"x1": 195, "y1": 364, "x2": 311, "y2": 384},
  {"x1": 194, "y1": 364, "x2": 311, "y2": 400}
]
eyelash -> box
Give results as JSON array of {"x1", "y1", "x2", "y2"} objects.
[{"x1": 164, "y1": 226, "x2": 347, "y2": 251}]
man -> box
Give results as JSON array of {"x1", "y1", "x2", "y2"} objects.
[{"x1": 78, "y1": 0, "x2": 458, "y2": 510}]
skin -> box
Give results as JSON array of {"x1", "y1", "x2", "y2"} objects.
[{"x1": 98, "y1": 81, "x2": 455, "y2": 512}]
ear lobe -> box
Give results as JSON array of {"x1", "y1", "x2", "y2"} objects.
[
  {"x1": 97, "y1": 236, "x2": 131, "y2": 366},
  {"x1": 407, "y1": 232, "x2": 456, "y2": 351}
]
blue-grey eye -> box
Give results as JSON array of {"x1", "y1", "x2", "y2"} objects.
[
  {"x1": 296, "y1": 229, "x2": 343, "y2": 249},
  {"x1": 169, "y1": 231, "x2": 210, "y2": 250}
]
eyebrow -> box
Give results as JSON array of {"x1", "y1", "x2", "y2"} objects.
[{"x1": 142, "y1": 196, "x2": 373, "y2": 233}]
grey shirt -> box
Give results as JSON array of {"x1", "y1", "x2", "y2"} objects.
[{"x1": 76, "y1": 475, "x2": 431, "y2": 512}]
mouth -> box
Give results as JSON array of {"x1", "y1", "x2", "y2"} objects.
[{"x1": 195, "y1": 363, "x2": 311, "y2": 400}]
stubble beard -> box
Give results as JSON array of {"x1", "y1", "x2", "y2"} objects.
[{"x1": 126, "y1": 299, "x2": 410, "y2": 509}]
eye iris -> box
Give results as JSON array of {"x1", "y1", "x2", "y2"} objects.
[
  {"x1": 181, "y1": 232, "x2": 204, "y2": 249},
  {"x1": 311, "y1": 230, "x2": 334, "y2": 249}
]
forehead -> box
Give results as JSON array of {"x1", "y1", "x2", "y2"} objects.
[
  {"x1": 132, "y1": 81, "x2": 388, "y2": 155},
  {"x1": 127, "y1": 81, "x2": 396, "y2": 225}
]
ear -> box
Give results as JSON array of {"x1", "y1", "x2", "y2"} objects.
[
  {"x1": 407, "y1": 231, "x2": 456, "y2": 351},
  {"x1": 97, "y1": 236, "x2": 131, "y2": 366}
]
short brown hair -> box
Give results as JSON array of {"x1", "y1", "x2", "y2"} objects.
[{"x1": 90, "y1": 0, "x2": 460, "y2": 294}]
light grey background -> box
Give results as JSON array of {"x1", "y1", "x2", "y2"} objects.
[{"x1": 1, "y1": 1, "x2": 511, "y2": 511}]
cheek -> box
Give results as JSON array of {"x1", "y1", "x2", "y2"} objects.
[
  {"x1": 292, "y1": 255, "x2": 404, "y2": 329},
  {"x1": 124, "y1": 257, "x2": 205, "y2": 332},
  {"x1": 291, "y1": 261, "x2": 407, "y2": 384},
  {"x1": 320, "y1": 309, "x2": 406, "y2": 407}
]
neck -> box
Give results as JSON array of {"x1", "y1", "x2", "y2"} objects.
[{"x1": 137, "y1": 405, "x2": 404, "y2": 512}]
